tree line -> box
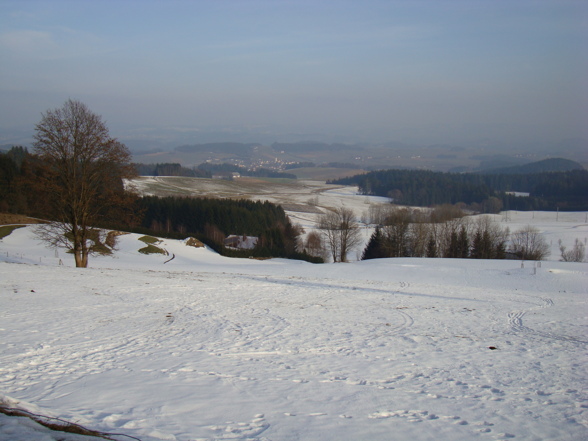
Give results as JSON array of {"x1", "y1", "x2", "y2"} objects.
[
  {"x1": 302, "y1": 204, "x2": 558, "y2": 263},
  {"x1": 330, "y1": 168, "x2": 588, "y2": 211},
  {"x1": 360, "y1": 208, "x2": 512, "y2": 260}
]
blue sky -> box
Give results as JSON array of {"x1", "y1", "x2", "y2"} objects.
[{"x1": 0, "y1": 0, "x2": 586, "y2": 146}]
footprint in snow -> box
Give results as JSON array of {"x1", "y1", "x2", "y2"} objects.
[
  {"x1": 368, "y1": 409, "x2": 439, "y2": 422},
  {"x1": 207, "y1": 414, "x2": 269, "y2": 438}
]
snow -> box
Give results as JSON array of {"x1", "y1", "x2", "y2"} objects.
[
  {"x1": 505, "y1": 192, "x2": 530, "y2": 197},
  {"x1": 224, "y1": 235, "x2": 259, "y2": 250},
  {"x1": 1, "y1": 207, "x2": 588, "y2": 440}
]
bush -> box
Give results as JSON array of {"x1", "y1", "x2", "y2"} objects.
[
  {"x1": 510, "y1": 225, "x2": 550, "y2": 260},
  {"x1": 559, "y1": 238, "x2": 586, "y2": 262}
]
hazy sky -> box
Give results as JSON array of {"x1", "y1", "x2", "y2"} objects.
[{"x1": 1, "y1": 0, "x2": 586, "y2": 146}]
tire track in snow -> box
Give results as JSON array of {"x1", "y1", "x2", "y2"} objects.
[
  {"x1": 1, "y1": 279, "x2": 227, "y2": 398},
  {"x1": 508, "y1": 296, "x2": 588, "y2": 344},
  {"x1": 206, "y1": 274, "x2": 416, "y2": 359}
]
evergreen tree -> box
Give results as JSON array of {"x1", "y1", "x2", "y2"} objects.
[
  {"x1": 362, "y1": 227, "x2": 387, "y2": 260},
  {"x1": 471, "y1": 231, "x2": 483, "y2": 259},
  {"x1": 472, "y1": 229, "x2": 494, "y2": 258},
  {"x1": 426, "y1": 235, "x2": 437, "y2": 258},
  {"x1": 481, "y1": 230, "x2": 492, "y2": 258},
  {"x1": 457, "y1": 226, "x2": 470, "y2": 258},
  {"x1": 494, "y1": 239, "x2": 506, "y2": 259},
  {"x1": 446, "y1": 230, "x2": 459, "y2": 258}
]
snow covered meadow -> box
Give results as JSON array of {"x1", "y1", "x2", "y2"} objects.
[{"x1": 1, "y1": 184, "x2": 587, "y2": 440}]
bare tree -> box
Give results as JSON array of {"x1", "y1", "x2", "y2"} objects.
[
  {"x1": 319, "y1": 210, "x2": 341, "y2": 262},
  {"x1": 559, "y1": 238, "x2": 585, "y2": 262},
  {"x1": 510, "y1": 225, "x2": 550, "y2": 261},
  {"x1": 482, "y1": 196, "x2": 503, "y2": 214},
  {"x1": 364, "y1": 203, "x2": 393, "y2": 226},
  {"x1": 33, "y1": 99, "x2": 136, "y2": 267},
  {"x1": 436, "y1": 217, "x2": 466, "y2": 258},
  {"x1": 318, "y1": 207, "x2": 362, "y2": 262},
  {"x1": 430, "y1": 204, "x2": 465, "y2": 223},
  {"x1": 407, "y1": 221, "x2": 430, "y2": 257},
  {"x1": 302, "y1": 230, "x2": 328, "y2": 260},
  {"x1": 381, "y1": 208, "x2": 412, "y2": 257}
]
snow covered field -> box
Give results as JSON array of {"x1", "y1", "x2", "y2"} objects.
[{"x1": 1, "y1": 195, "x2": 587, "y2": 440}]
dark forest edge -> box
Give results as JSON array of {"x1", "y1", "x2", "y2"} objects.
[{"x1": 329, "y1": 162, "x2": 588, "y2": 212}]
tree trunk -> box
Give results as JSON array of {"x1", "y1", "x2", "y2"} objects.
[
  {"x1": 72, "y1": 230, "x2": 89, "y2": 268},
  {"x1": 74, "y1": 250, "x2": 85, "y2": 267}
]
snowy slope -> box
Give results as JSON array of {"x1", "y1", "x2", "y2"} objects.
[{"x1": 1, "y1": 222, "x2": 587, "y2": 441}]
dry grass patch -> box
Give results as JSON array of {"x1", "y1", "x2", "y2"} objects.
[
  {"x1": 0, "y1": 224, "x2": 26, "y2": 240},
  {"x1": 138, "y1": 236, "x2": 167, "y2": 255},
  {"x1": 138, "y1": 235, "x2": 160, "y2": 244},
  {"x1": 138, "y1": 244, "x2": 168, "y2": 255},
  {"x1": 0, "y1": 213, "x2": 43, "y2": 225},
  {"x1": 185, "y1": 237, "x2": 205, "y2": 248}
]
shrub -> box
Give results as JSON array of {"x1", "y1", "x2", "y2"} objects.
[
  {"x1": 510, "y1": 225, "x2": 550, "y2": 260},
  {"x1": 559, "y1": 238, "x2": 586, "y2": 262}
]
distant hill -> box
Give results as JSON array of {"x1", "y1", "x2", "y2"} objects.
[
  {"x1": 271, "y1": 141, "x2": 361, "y2": 153},
  {"x1": 479, "y1": 158, "x2": 584, "y2": 174},
  {"x1": 474, "y1": 154, "x2": 530, "y2": 171},
  {"x1": 175, "y1": 143, "x2": 259, "y2": 155}
]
